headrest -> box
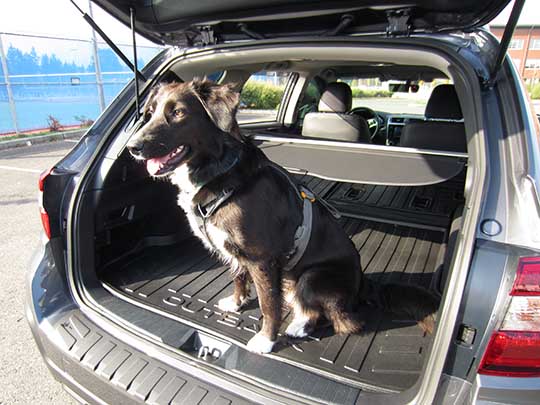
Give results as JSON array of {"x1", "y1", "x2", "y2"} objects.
[
  {"x1": 318, "y1": 82, "x2": 352, "y2": 113},
  {"x1": 425, "y1": 84, "x2": 462, "y2": 120},
  {"x1": 400, "y1": 122, "x2": 466, "y2": 153},
  {"x1": 302, "y1": 112, "x2": 371, "y2": 143}
]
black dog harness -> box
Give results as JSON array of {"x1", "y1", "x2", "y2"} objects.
[{"x1": 192, "y1": 162, "x2": 340, "y2": 271}]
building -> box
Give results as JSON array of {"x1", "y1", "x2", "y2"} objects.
[{"x1": 490, "y1": 25, "x2": 540, "y2": 83}]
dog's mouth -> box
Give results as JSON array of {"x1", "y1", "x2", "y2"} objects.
[{"x1": 146, "y1": 145, "x2": 190, "y2": 176}]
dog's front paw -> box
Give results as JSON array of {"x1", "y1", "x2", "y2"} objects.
[
  {"x1": 216, "y1": 295, "x2": 248, "y2": 313},
  {"x1": 246, "y1": 333, "x2": 275, "y2": 354}
]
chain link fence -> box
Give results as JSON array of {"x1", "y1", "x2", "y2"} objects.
[{"x1": 0, "y1": 32, "x2": 163, "y2": 135}]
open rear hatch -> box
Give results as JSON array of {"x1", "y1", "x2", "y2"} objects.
[
  {"x1": 83, "y1": 0, "x2": 524, "y2": 87},
  {"x1": 91, "y1": 0, "x2": 511, "y2": 45}
]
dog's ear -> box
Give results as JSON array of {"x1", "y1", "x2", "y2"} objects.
[{"x1": 190, "y1": 79, "x2": 240, "y2": 133}]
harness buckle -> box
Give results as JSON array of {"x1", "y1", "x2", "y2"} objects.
[
  {"x1": 197, "y1": 203, "x2": 211, "y2": 218},
  {"x1": 197, "y1": 187, "x2": 235, "y2": 219},
  {"x1": 300, "y1": 189, "x2": 316, "y2": 203}
]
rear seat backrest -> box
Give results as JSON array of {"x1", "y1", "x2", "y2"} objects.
[
  {"x1": 400, "y1": 84, "x2": 467, "y2": 153},
  {"x1": 302, "y1": 82, "x2": 371, "y2": 143}
]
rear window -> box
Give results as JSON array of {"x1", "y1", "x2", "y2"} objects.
[
  {"x1": 337, "y1": 77, "x2": 452, "y2": 115},
  {"x1": 237, "y1": 71, "x2": 290, "y2": 123},
  {"x1": 297, "y1": 80, "x2": 322, "y2": 122}
]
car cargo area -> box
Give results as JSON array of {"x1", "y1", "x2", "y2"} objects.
[
  {"x1": 97, "y1": 168, "x2": 465, "y2": 392},
  {"x1": 79, "y1": 46, "x2": 471, "y2": 395}
]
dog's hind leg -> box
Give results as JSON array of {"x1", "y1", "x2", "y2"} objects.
[
  {"x1": 283, "y1": 279, "x2": 319, "y2": 338},
  {"x1": 293, "y1": 267, "x2": 363, "y2": 336},
  {"x1": 217, "y1": 272, "x2": 250, "y2": 313},
  {"x1": 323, "y1": 301, "x2": 363, "y2": 334},
  {"x1": 285, "y1": 299, "x2": 320, "y2": 338}
]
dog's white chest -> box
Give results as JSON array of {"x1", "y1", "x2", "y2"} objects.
[
  {"x1": 170, "y1": 165, "x2": 239, "y2": 272},
  {"x1": 186, "y1": 212, "x2": 239, "y2": 272}
]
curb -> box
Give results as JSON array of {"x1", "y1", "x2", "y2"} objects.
[{"x1": 0, "y1": 129, "x2": 86, "y2": 151}]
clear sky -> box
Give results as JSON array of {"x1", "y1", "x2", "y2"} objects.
[
  {"x1": 491, "y1": 0, "x2": 540, "y2": 25},
  {"x1": 0, "y1": 0, "x2": 538, "y2": 65},
  {"x1": 0, "y1": 0, "x2": 159, "y2": 66},
  {"x1": 0, "y1": 0, "x2": 155, "y2": 44}
]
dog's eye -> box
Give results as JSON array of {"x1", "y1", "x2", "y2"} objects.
[
  {"x1": 144, "y1": 111, "x2": 152, "y2": 122},
  {"x1": 172, "y1": 108, "x2": 185, "y2": 118}
]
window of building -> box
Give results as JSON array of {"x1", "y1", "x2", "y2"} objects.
[
  {"x1": 512, "y1": 58, "x2": 521, "y2": 69},
  {"x1": 530, "y1": 38, "x2": 540, "y2": 50},
  {"x1": 508, "y1": 39, "x2": 524, "y2": 50},
  {"x1": 525, "y1": 59, "x2": 540, "y2": 69}
]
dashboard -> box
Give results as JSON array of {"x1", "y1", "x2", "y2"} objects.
[
  {"x1": 246, "y1": 110, "x2": 428, "y2": 147},
  {"x1": 350, "y1": 108, "x2": 424, "y2": 146}
]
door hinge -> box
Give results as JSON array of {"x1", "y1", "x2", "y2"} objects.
[
  {"x1": 199, "y1": 26, "x2": 217, "y2": 46},
  {"x1": 386, "y1": 9, "x2": 411, "y2": 37}
]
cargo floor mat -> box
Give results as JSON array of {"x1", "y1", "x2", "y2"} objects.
[{"x1": 102, "y1": 217, "x2": 445, "y2": 392}]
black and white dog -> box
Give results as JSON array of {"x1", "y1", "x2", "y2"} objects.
[{"x1": 127, "y1": 79, "x2": 439, "y2": 354}]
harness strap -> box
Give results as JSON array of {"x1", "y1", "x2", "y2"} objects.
[
  {"x1": 192, "y1": 162, "x2": 341, "y2": 272},
  {"x1": 283, "y1": 185, "x2": 314, "y2": 271},
  {"x1": 315, "y1": 193, "x2": 341, "y2": 219},
  {"x1": 193, "y1": 188, "x2": 235, "y2": 251},
  {"x1": 268, "y1": 163, "x2": 341, "y2": 220},
  {"x1": 197, "y1": 188, "x2": 235, "y2": 219},
  {"x1": 268, "y1": 164, "x2": 341, "y2": 271}
]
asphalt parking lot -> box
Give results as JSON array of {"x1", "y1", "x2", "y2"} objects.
[{"x1": 0, "y1": 140, "x2": 77, "y2": 405}]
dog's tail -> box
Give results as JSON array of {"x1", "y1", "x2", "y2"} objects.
[{"x1": 362, "y1": 280, "x2": 441, "y2": 334}]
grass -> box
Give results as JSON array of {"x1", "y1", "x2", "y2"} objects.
[
  {"x1": 351, "y1": 88, "x2": 392, "y2": 98},
  {"x1": 528, "y1": 83, "x2": 540, "y2": 100},
  {"x1": 0, "y1": 130, "x2": 52, "y2": 141},
  {"x1": 0, "y1": 127, "x2": 87, "y2": 143}
]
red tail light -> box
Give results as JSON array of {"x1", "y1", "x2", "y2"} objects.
[
  {"x1": 511, "y1": 257, "x2": 540, "y2": 296},
  {"x1": 478, "y1": 257, "x2": 540, "y2": 377},
  {"x1": 479, "y1": 331, "x2": 540, "y2": 377},
  {"x1": 38, "y1": 167, "x2": 52, "y2": 192},
  {"x1": 38, "y1": 168, "x2": 53, "y2": 239},
  {"x1": 39, "y1": 208, "x2": 51, "y2": 240}
]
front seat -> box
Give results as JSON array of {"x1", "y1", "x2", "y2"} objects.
[
  {"x1": 400, "y1": 84, "x2": 467, "y2": 153},
  {"x1": 302, "y1": 82, "x2": 371, "y2": 143}
]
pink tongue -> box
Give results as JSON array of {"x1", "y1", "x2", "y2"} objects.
[
  {"x1": 146, "y1": 153, "x2": 172, "y2": 175},
  {"x1": 146, "y1": 159, "x2": 161, "y2": 175}
]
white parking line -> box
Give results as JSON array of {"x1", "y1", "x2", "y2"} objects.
[
  {"x1": 0, "y1": 165, "x2": 41, "y2": 174},
  {"x1": 64, "y1": 139, "x2": 80, "y2": 143}
]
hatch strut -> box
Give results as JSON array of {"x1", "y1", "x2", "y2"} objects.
[
  {"x1": 323, "y1": 14, "x2": 354, "y2": 36},
  {"x1": 489, "y1": 0, "x2": 525, "y2": 83},
  {"x1": 130, "y1": 7, "x2": 141, "y2": 121},
  {"x1": 69, "y1": 0, "x2": 145, "y2": 83}
]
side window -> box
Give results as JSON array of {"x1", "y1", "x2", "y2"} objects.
[
  {"x1": 237, "y1": 71, "x2": 290, "y2": 123},
  {"x1": 206, "y1": 71, "x2": 224, "y2": 82},
  {"x1": 297, "y1": 80, "x2": 322, "y2": 122}
]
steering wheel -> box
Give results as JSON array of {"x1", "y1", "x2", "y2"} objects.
[{"x1": 349, "y1": 107, "x2": 379, "y2": 140}]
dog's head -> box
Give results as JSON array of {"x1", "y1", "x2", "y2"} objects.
[{"x1": 126, "y1": 79, "x2": 240, "y2": 176}]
